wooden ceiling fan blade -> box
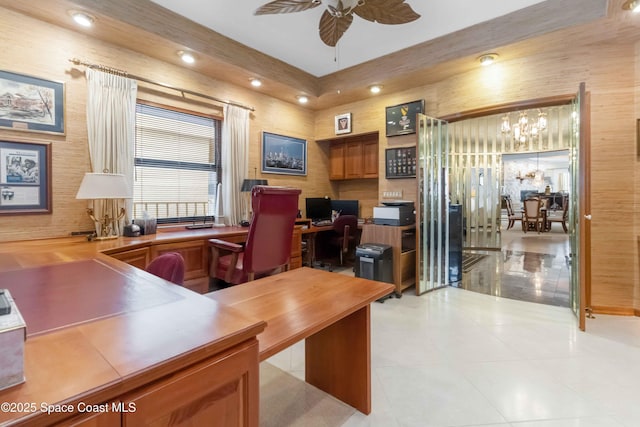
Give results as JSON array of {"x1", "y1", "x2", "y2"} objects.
[
  {"x1": 354, "y1": 0, "x2": 420, "y2": 24},
  {"x1": 255, "y1": 0, "x2": 322, "y2": 15},
  {"x1": 319, "y1": 10, "x2": 353, "y2": 46}
]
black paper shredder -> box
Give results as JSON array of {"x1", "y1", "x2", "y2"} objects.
[{"x1": 355, "y1": 243, "x2": 393, "y2": 287}]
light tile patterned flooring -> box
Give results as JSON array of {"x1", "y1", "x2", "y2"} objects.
[{"x1": 261, "y1": 224, "x2": 640, "y2": 426}]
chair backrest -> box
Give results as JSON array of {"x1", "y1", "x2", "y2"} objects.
[
  {"x1": 504, "y1": 196, "x2": 515, "y2": 216},
  {"x1": 146, "y1": 252, "x2": 185, "y2": 285},
  {"x1": 523, "y1": 198, "x2": 542, "y2": 219},
  {"x1": 332, "y1": 214, "x2": 358, "y2": 238},
  {"x1": 243, "y1": 186, "x2": 302, "y2": 274}
]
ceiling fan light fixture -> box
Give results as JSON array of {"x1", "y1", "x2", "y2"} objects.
[
  {"x1": 69, "y1": 10, "x2": 95, "y2": 27},
  {"x1": 478, "y1": 53, "x2": 498, "y2": 66},
  {"x1": 369, "y1": 85, "x2": 382, "y2": 94},
  {"x1": 250, "y1": 78, "x2": 262, "y2": 87},
  {"x1": 622, "y1": 0, "x2": 640, "y2": 12},
  {"x1": 177, "y1": 50, "x2": 195, "y2": 64},
  {"x1": 297, "y1": 95, "x2": 309, "y2": 104}
]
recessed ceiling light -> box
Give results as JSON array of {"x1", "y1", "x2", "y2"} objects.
[
  {"x1": 369, "y1": 85, "x2": 382, "y2": 94},
  {"x1": 478, "y1": 53, "x2": 499, "y2": 66},
  {"x1": 69, "y1": 10, "x2": 95, "y2": 27},
  {"x1": 250, "y1": 78, "x2": 262, "y2": 88},
  {"x1": 622, "y1": 0, "x2": 640, "y2": 12},
  {"x1": 177, "y1": 50, "x2": 195, "y2": 64},
  {"x1": 297, "y1": 95, "x2": 308, "y2": 104}
]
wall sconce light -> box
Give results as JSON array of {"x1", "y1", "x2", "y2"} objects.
[{"x1": 76, "y1": 172, "x2": 131, "y2": 240}]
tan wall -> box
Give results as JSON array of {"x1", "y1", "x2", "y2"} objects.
[
  {"x1": 635, "y1": 40, "x2": 640, "y2": 314},
  {"x1": 316, "y1": 40, "x2": 638, "y2": 314},
  {"x1": 0, "y1": 8, "x2": 330, "y2": 242}
]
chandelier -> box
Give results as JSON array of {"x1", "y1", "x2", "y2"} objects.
[{"x1": 501, "y1": 110, "x2": 548, "y2": 144}]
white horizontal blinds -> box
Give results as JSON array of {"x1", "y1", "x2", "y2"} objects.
[{"x1": 134, "y1": 104, "x2": 219, "y2": 222}]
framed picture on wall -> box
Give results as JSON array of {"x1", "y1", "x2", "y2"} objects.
[
  {"x1": 385, "y1": 146, "x2": 416, "y2": 178},
  {"x1": 0, "y1": 139, "x2": 52, "y2": 215},
  {"x1": 261, "y1": 131, "x2": 307, "y2": 176},
  {"x1": 335, "y1": 112, "x2": 352, "y2": 135},
  {"x1": 0, "y1": 70, "x2": 65, "y2": 135},
  {"x1": 385, "y1": 99, "x2": 424, "y2": 137}
]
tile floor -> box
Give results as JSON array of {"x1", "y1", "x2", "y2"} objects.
[{"x1": 261, "y1": 224, "x2": 640, "y2": 426}]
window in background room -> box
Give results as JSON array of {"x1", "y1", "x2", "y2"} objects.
[{"x1": 134, "y1": 103, "x2": 221, "y2": 224}]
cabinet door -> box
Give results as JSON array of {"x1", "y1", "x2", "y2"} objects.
[
  {"x1": 110, "y1": 247, "x2": 150, "y2": 270},
  {"x1": 329, "y1": 142, "x2": 345, "y2": 180},
  {"x1": 122, "y1": 339, "x2": 260, "y2": 427},
  {"x1": 59, "y1": 410, "x2": 120, "y2": 426},
  {"x1": 150, "y1": 240, "x2": 207, "y2": 280},
  {"x1": 362, "y1": 140, "x2": 378, "y2": 178},
  {"x1": 344, "y1": 141, "x2": 363, "y2": 179}
]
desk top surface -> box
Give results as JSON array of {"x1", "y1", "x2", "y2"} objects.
[
  {"x1": 0, "y1": 255, "x2": 265, "y2": 426},
  {"x1": 207, "y1": 267, "x2": 394, "y2": 360}
]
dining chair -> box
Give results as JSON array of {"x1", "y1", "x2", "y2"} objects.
[
  {"x1": 504, "y1": 195, "x2": 522, "y2": 230},
  {"x1": 548, "y1": 195, "x2": 569, "y2": 232},
  {"x1": 208, "y1": 186, "x2": 301, "y2": 286},
  {"x1": 522, "y1": 198, "x2": 544, "y2": 233}
]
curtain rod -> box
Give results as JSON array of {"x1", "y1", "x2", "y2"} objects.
[{"x1": 69, "y1": 58, "x2": 255, "y2": 112}]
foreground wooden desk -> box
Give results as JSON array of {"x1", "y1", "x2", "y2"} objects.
[
  {"x1": 0, "y1": 257, "x2": 266, "y2": 426},
  {"x1": 206, "y1": 267, "x2": 394, "y2": 414}
]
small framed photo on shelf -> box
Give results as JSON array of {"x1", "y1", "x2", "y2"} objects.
[
  {"x1": 0, "y1": 139, "x2": 52, "y2": 215},
  {"x1": 385, "y1": 146, "x2": 416, "y2": 179},
  {"x1": 335, "y1": 113, "x2": 352, "y2": 135},
  {"x1": 385, "y1": 99, "x2": 424, "y2": 137},
  {"x1": 261, "y1": 131, "x2": 307, "y2": 176},
  {"x1": 0, "y1": 70, "x2": 65, "y2": 135}
]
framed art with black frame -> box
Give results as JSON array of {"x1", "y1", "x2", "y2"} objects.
[
  {"x1": 0, "y1": 139, "x2": 52, "y2": 215},
  {"x1": 0, "y1": 70, "x2": 65, "y2": 135},
  {"x1": 385, "y1": 146, "x2": 416, "y2": 179},
  {"x1": 261, "y1": 131, "x2": 307, "y2": 176},
  {"x1": 385, "y1": 99, "x2": 424, "y2": 137}
]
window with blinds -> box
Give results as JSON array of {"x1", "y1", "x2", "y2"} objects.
[{"x1": 134, "y1": 103, "x2": 221, "y2": 223}]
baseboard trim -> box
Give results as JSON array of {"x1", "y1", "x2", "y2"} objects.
[{"x1": 591, "y1": 305, "x2": 637, "y2": 316}]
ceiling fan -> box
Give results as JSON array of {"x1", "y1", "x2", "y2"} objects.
[{"x1": 254, "y1": 0, "x2": 421, "y2": 47}]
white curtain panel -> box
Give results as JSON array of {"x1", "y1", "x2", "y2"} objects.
[
  {"x1": 221, "y1": 104, "x2": 249, "y2": 226},
  {"x1": 85, "y1": 69, "x2": 137, "y2": 236}
]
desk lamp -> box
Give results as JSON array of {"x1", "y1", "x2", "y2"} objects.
[
  {"x1": 76, "y1": 172, "x2": 131, "y2": 240},
  {"x1": 240, "y1": 176, "x2": 267, "y2": 226}
]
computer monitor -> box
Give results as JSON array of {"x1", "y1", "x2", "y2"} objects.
[
  {"x1": 305, "y1": 197, "x2": 332, "y2": 221},
  {"x1": 331, "y1": 199, "x2": 359, "y2": 218}
]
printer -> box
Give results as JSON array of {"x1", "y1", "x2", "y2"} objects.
[{"x1": 373, "y1": 201, "x2": 415, "y2": 226}]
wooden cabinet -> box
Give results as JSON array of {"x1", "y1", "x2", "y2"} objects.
[
  {"x1": 329, "y1": 143, "x2": 345, "y2": 180},
  {"x1": 324, "y1": 132, "x2": 378, "y2": 180},
  {"x1": 122, "y1": 339, "x2": 259, "y2": 427},
  {"x1": 289, "y1": 226, "x2": 303, "y2": 269},
  {"x1": 109, "y1": 247, "x2": 150, "y2": 269},
  {"x1": 360, "y1": 224, "x2": 416, "y2": 295}
]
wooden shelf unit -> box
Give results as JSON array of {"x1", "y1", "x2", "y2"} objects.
[{"x1": 319, "y1": 131, "x2": 379, "y2": 180}]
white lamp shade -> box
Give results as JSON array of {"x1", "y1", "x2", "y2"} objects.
[{"x1": 76, "y1": 173, "x2": 132, "y2": 199}]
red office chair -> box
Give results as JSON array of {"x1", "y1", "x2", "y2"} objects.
[
  {"x1": 146, "y1": 252, "x2": 185, "y2": 286},
  {"x1": 208, "y1": 186, "x2": 301, "y2": 285},
  {"x1": 328, "y1": 214, "x2": 359, "y2": 266}
]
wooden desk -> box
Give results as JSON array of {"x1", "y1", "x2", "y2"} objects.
[
  {"x1": 206, "y1": 267, "x2": 394, "y2": 414},
  {"x1": 0, "y1": 257, "x2": 266, "y2": 426}
]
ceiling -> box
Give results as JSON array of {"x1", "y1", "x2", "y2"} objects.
[
  {"x1": 0, "y1": 0, "x2": 634, "y2": 110},
  {"x1": 148, "y1": 0, "x2": 548, "y2": 77}
]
